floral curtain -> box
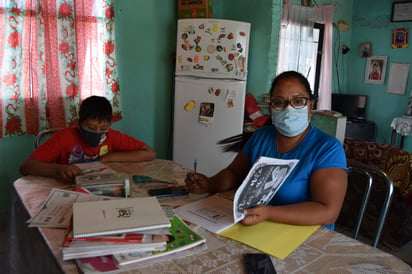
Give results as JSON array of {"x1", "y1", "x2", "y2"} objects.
[{"x1": 0, "y1": 0, "x2": 122, "y2": 138}]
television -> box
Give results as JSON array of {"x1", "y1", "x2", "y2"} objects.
[{"x1": 331, "y1": 94, "x2": 368, "y2": 122}]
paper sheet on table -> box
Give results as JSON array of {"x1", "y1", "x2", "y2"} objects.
[
  {"x1": 218, "y1": 221, "x2": 319, "y2": 260},
  {"x1": 28, "y1": 188, "x2": 111, "y2": 228}
]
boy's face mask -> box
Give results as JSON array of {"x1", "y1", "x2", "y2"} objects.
[{"x1": 79, "y1": 126, "x2": 108, "y2": 147}]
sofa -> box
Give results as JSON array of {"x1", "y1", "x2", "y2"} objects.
[{"x1": 337, "y1": 138, "x2": 412, "y2": 247}]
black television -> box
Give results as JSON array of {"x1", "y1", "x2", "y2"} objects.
[{"x1": 331, "y1": 94, "x2": 368, "y2": 122}]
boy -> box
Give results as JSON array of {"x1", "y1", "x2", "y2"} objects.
[{"x1": 20, "y1": 96, "x2": 156, "y2": 181}]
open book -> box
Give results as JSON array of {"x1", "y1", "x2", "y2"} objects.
[{"x1": 174, "y1": 156, "x2": 298, "y2": 233}]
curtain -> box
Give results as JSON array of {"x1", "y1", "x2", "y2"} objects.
[
  {"x1": 314, "y1": 5, "x2": 333, "y2": 110},
  {"x1": 0, "y1": 0, "x2": 122, "y2": 138},
  {"x1": 277, "y1": 0, "x2": 333, "y2": 110}
]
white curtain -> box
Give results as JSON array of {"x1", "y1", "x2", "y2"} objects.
[
  {"x1": 277, "y1": 0, "x2": 333, "y2": 110},
  {"x1": 315, "y1": 5, "x2": 333, "y2": 110}
]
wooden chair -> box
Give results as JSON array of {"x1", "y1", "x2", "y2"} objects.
[{"x1": 34, "y1": 128, "x2": 62, "y2": 148}]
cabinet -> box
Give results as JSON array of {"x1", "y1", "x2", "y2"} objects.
[{"x1": 345, "y1": 120, "x2": 376, "y2": 141}]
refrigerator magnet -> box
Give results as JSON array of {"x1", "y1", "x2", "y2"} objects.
[
  {"x1": 184, "y1": 100, "x2": 196, "y2": 111},
  {"x1": 198, "y1": 103, "x2": 215, "y2": 125}
]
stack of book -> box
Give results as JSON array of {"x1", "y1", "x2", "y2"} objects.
[
  {"x1": 75, "y1": 215, "x2": 207, "y2": 272},
  {"x1": 62, "y1": 197, "x2": 170, "y2": 260},
  {"x1": 74, "y1": 161, "x2": 130, "y2": 197},
  {"x1": 63, "y1": 197, "x2": 206, "y2": 272}
]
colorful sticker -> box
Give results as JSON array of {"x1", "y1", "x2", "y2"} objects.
[
  {"x1": 184, "y1": 100, "x2": 196, "y2": 111},
  {"x1": 207, "y1": 45, "x2": 216, "y2": 54},
  {"x1": 213, "y1": 23, "x2": 218, "y2": 32},
  {"x1": 225, "y1": 89, "x2": 237, "y2": 108}
]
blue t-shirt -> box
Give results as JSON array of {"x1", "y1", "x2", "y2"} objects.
[{"x1": 242, "y1": 125, "x2": 347, "y2": 229}]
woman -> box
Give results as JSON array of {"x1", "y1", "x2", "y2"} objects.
[{"x1": 185, "y1": 71, "x2": 347, "y2": 229}]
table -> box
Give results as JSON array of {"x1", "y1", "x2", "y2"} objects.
[
  {"x1": 8, "y1": 159, "x2": 412, "y2": 273},
  {"x1": 391, "y1": 115, "x2": 412, "y2": 148}
]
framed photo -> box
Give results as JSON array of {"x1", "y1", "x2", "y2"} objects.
[
  {"x1": 360, "y1": 43, "x2": 371, "y2": 58},
  {"x1": 392, "y1": 28, "x2": 409, "y2": 48},
  {"x1": 392, "y1": 2, "x2": 412, "y2": 22},
  {"x1": 364, "y1": 56, "x2": 387, "y2": 85}
]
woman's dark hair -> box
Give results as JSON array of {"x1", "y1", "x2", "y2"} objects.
[
  {"x1": 78, "y1": 96, "x2": 113, "y2": 125},
  {"x1": 270, "y1": 70, "x2": 315, "y2": 99},
  {"x1": 218, "y1": 71, "x2": 315, "y2": 152}
]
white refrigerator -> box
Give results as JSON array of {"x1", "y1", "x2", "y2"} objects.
[{"x1": 173, "y1": 18, "x2": 251, "y2": 176}]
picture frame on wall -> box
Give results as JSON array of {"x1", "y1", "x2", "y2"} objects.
[
  {"x1": 392, "y1": 1, "x2": 412, "y2": 22},
  {"x1": 360, "y1": 43, "x2": 371, "y2": 58},
  {"x1": 392, "y1": 28, "x2": 409, "y2": 48},
  {"x1": 364, "y1": 56, "x2": 387, "y2": 85}
]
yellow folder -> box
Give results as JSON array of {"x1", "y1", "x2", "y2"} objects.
[{"x1": 218, "y1": 221, "x2": 319, "y2": 260}]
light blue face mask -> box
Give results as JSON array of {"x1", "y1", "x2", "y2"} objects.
[{"x1": 271, "y1": 106, "x2": 309, "y2": 137}]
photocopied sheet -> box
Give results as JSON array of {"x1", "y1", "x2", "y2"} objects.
[
  {"x1": 28, "y1": 188, "x2": 111, "y2": 228},
  {"x1": 174, "y1": 157, "x2": 299, "y2": 233},
  {"x1": 174, "y1": 192, "x2": 235, "y2": 234}
]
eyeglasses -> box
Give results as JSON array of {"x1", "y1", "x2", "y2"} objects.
[{"x1": 270, "y1": 97, "x2": 310, "y2": 110}]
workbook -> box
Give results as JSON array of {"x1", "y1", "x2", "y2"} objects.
[
  {"x1": 72, "y1": 197, "x2": 170, "y2": 238},
  {"x1": 174, "y1": 156, "x2": 299, "y2": 233}
]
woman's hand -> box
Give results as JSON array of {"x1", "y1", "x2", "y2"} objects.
[
  {"x1": 185, "y1": 172, "x2": 210, "y2": 194},
  {"x1": 241, "y1": 205, "x2": 269, "y2": 225}
]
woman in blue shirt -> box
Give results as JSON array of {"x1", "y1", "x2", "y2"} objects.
[{"x1": 185, "y1": 71, "x2": 347, "y2": 229}]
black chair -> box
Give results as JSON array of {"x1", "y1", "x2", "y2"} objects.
[{"x1": 345, "y1": 162, "x2": 394, "y2": 247}]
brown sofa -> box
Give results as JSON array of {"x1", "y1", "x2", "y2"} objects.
[{"x1": 337, "y1": 138, "x2": 412, "y2": 247}]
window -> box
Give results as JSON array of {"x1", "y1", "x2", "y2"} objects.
[{"x1": 276, "y1": 1, "x2": 333, "y2": 110}]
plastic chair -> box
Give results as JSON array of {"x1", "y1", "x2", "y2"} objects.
[
  {"x1": 347, "y1": 162, "x2": 394, "y2": 247},
  {"x1": 34, "y1": 128, "x2": 61, "y2": 148}
]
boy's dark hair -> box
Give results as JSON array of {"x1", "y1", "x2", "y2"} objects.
[{"x1": 78, "y1": 96, "x2": 112, "y2": 125}]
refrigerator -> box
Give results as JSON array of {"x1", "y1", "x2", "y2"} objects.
[{"x1": 173, "y1": 18, "x2": 251, "y2": 176}]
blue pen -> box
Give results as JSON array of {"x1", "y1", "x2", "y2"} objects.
[{"x1": 194, "y1": 158, "x2": 197, "y2": 173}]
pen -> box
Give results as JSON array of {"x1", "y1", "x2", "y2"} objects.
[
  {"x1": 82, "y1": 167, "x2": 108, "y2": 174},
  {"x1": 194, "y1": 158, "x2": 197, "y2": 173}
]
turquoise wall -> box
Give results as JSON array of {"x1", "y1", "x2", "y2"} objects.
[{"x1": 347, "y1": 0, "x2": 412, "y2": 150}]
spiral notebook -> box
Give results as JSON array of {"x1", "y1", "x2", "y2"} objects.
[{"x1": 72, "y1": 197, "x2": 170, "y2": 238}]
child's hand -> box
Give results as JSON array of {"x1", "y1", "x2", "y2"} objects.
[{"x1": 57, "y1": 164, "x2": 82, "y2": 181}]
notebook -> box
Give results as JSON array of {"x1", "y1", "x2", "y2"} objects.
[{"x1": 72, "y1": 197, "x2": 170, "y2": 238}]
